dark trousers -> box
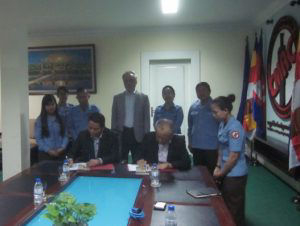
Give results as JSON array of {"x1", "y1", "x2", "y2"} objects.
[
  {"x1": 38, "y1": 151, "x2": 65, "y2": 162},
  {"x1": 121, "y1": 127, "x2": 140, "y2": 163},
  {"x1": 30, "y1": 146, "x2": 39, "y2": 166},
  {"x1": 192, "y1": 148, "x2": 218, "y2": 175},
  {"x1": 64, "y1": 141, "x2": 73, "y2": 158},
  {"x1": 222, "y1": 175, "x2": 248, "y2": 226}
]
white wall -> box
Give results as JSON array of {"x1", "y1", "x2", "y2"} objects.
[
  {"x1": 0, "y1": 1, "x2": 30, "y2": 179},
  {"x1": 29, "y1": 28, "x2": 250, "y2": 126}
]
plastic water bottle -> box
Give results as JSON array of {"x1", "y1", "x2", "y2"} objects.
[
  {"x1": 60, "y1": 160, "x2": 69, "y2": 181},
  {"x1": 33, "y1": 177, "x2": 44, "y2": 206},
  {"x1": 151, "y1": 163, "x2": 160, "y2": 187},
  {"x1": 165, "y1": 205, "x2": 177, "y2": 226},
  {"x1": 63, "y1": 159, "x2": 69, "y2": 174}
]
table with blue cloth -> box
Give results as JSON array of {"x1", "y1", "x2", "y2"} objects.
[{"x1": 0, "y1": 162, "x2": 235, "y2": 226}]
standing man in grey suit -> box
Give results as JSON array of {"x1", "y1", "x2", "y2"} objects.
[{"x1": 111, "y1": 71, "x2": 150, "y2": 163}]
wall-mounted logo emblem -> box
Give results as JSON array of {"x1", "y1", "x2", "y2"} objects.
[{"x1": 267, "y1": 16, "x2": 298, "y2": 119}]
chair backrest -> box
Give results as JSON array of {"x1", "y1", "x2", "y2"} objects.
[
  {"x1": 176, "y1": 134, "x2": 186, "y2": 142},
  {"x1": 29, "y1": 119, "x2": 36, "y2": 139}
]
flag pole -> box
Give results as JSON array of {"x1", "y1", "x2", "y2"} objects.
[
  {"x1": 248, "y1": 137, "x2": 257, "y2": 166},
  {"x1": 253, "y1": 138, "x2": 258, "y2": 166}
]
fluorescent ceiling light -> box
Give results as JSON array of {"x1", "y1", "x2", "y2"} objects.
[{"x1": 161, "y1": 0, "x2": 179, "y2": 14}]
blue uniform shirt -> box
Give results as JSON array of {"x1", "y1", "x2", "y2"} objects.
[
  {"x1": 58, "y1": 103, "x2": 74, "y2": 124},
  {"x1": 68, "y1": 104, "x2": 100, "y2": 140},
  {"x1": 58, "y1": 103, "x2": 74, "y2": 137},
  {"x1": 35, "y1": 116, "x2": 68, "y2": 152},
  {"x1": 153, "y1": 104, "x2": 183, "y2": 134},
  {"x1": 188, "y1": 98, "x2": 219, "y2": 150},
  {"x1": 218, "y1": 116, "x2": 248, "y2": 177}
]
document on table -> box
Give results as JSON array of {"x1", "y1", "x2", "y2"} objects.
[
  {"x1": 128, "y1": 164, "x2": 151, "y2": 175},
  {"x1": 69, "y1": 162, "x2": 88, "y2": 171},
  {"x1": 127, "y1": 164, "x2": 138, "y2": 171}
]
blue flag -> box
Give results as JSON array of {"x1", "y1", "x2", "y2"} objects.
[{"x1": 237, "y1": 37, "x2": 250, "y2": 123}]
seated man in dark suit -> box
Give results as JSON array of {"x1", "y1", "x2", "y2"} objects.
[
  {"x1": 70, "y1": 112, "x2": 118, "y2": 167},
  {"x1": 137, "y1": 119, "x2": 191, "y2": 170}
]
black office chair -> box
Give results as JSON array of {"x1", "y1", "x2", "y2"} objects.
[{"x1": 30, "y1": 146, "x2": 39, "y2": 166}]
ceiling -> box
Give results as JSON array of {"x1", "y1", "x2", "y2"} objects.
[{"x1": 24, "y1": 0, "x2": 288, "y2": 35}]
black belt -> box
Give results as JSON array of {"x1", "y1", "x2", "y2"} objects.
[{"x1": 123, "y1": 126, "x2": 133, "y2": 130}]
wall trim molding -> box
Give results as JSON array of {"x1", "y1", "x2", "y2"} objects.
[{"x1": 28, "y1": 24, "x2": 253, "y2": 39}]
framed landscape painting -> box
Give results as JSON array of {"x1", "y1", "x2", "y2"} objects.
[{"x1": 28, "y1": 44, "x2": 96, "y2": 95}]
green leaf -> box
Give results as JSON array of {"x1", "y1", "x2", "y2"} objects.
[{"x1": 43, "y1": 192, "x2": 96, "y2": 224}]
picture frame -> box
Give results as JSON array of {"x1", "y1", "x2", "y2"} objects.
[{"x1": 28, "y1": 44, "x2": 96, "y2": 95}]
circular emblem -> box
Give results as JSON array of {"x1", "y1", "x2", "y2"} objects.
[
  {"x1": 231, "y1": 131, "x2": 240, "y2": 139},
  {"x1": 267, "y1": 16, "x2": 299, "y2": 119}
]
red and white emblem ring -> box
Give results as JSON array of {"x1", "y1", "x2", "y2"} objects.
[{"x1": 231, "y1": 131, "x2": 240, "y2": 139}]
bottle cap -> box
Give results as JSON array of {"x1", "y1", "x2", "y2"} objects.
[
  {"x1": 64, "y1": 159, "x2": 68, "y2": 164},
  {"x1": 35, "y1": 177, "x2": 41, "y2": 182},
  {"x1": 168, "y1": 205, "x2": 175, "y2": 211}
]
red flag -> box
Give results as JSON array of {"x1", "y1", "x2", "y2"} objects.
[
  {"x1": 243, "y1": 35, "x2": 263, "y2": 140},
  {"x1": 289, "y1": 32, "x2": 300, "y2": 169}
]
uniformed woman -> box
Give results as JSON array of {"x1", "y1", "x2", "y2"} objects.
[
  {"x1": 211, "y1": 94, "x2": 248, "y2": 226},
  {"x1": 35, "y1": 94, "x2": 68, "y2": 161}
]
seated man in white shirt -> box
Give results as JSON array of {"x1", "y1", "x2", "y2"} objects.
[{"x1": 137, "y1": 119, "x2": 191, "y2": 170}]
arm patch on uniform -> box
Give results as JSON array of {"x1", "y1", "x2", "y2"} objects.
[{"x1": 231, "y1": 131, "x2": 240, "y2": 139}]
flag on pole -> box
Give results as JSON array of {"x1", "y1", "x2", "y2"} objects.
[
  {"x1": 289, "y1": 32, "x2": 300, "y2": 170},
  {"x1": 243, "y1": 34, "x2": 264, "y2": 140},
  {"x1": 257, "y1": 30, "x2": 266, "y2": 139},
  {"x1": 237, "y1": 37, "x2": 250, "y2": 124}
]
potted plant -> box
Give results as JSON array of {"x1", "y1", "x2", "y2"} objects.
[{"x1": 43, "y1": 192, "x2": 96, "y2": 226}]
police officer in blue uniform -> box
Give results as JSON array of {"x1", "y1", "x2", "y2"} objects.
[
  {"x1": 56, "y1": 86, "x2": 74, "y2": 155},
  {"x1": 56, "y1": 86, "x2": 74, "y2": 128},
  {"x1": 188, "y1": 82, "x2": 219, "y2": 174},
  {"x1": 153, "y1": 85, "x2": 183, "y2": 134},
  {"x1": 211, "y1": 94, "x2": 248, "y2": 226},
  {"x1": 68, "y1": 88, "x2": 100, "y2": 141}
]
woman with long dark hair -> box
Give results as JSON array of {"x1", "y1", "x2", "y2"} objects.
[{"x1": 35, "y1": 94, "x2": 68, "y2": 161}]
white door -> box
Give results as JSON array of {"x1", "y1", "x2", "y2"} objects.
[
  {"x1": 141, "y1": 51, "x2": 200, "y2": 140},
  {"x1": 149, "y1": 61, "x2": 189, "y2": 136}
]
